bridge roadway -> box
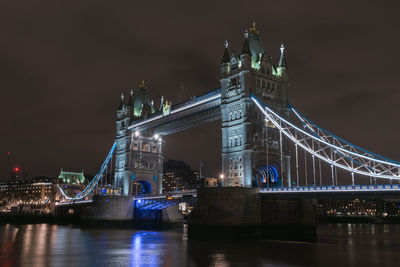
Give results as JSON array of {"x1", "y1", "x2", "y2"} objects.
[
  {"x1": 57, "y1": 185, "x2": 400, "y2": 205},
  {"x1": 56, "y1": 190, "x2": 197, "y2": 207},
  {"x1": 260, "y1": 184, "x2": 400, "y2": 199}
]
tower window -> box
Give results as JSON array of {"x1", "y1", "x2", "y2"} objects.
[
  {"x1": 230, "y1": 77, "x2": 237, "y2": 86},
  {"x1": 142, "y1": 142, "x2": 149, "y2": 151}
]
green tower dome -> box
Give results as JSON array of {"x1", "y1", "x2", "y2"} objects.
[
  {"x1": 133, "y1": 81, "x2": 155, "y2": 116},
  {"x1": 247, "y1": 22, "x2": 265, "y2": 69}
]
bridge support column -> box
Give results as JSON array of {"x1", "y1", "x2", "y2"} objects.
[{"x1": 188, "y1": 187, "x2": 316, "y2": 241}]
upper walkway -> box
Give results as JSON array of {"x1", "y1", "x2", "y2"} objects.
[{"x1": 128, "y1": 89, "x2": 221, "y2": 135}]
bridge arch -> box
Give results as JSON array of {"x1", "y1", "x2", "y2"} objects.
[
  {"x1": 254, "y1": 164, "x2": 281, "y2": 187},
  {"x1": 134, "y1": 180, "x2": 152, "y2": 194}
]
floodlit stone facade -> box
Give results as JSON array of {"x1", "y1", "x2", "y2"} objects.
[{"x1": 220, "y1": 23, "x2": 291, "y2": 187}]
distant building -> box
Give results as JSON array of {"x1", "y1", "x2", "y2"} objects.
[
  {"x1": 162, "y1": 160, "x2": 197, "y2": 192},
  {"x1": 58, "y1": 169, "x2": 86, "y2": 184},
  {"x1": 0, "y1": 177, "x2": 59, "y2": 206},
  {"x1": 315, "y1": 198, "x2": 400, "y2": 219},
  {"x1": 58, "y1": 170, "x2": 92, "y2": 199}
]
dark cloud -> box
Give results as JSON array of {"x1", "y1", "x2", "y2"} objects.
[{"x1": 1, "y1": 0, "x2": 400, "y2": 180}]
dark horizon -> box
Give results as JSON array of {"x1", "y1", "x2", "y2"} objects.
[{"x1": 1, "y1": 1, "x2": 400, "y2": 180}]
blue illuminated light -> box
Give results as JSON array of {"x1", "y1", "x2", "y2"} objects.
[{"x1": 256, "y1": 165, "x2": 279, "y2": 184}]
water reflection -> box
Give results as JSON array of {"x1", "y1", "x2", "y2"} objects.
[
  {"x1": 0, "y1": 224, "x2": 398, "y2": 266},
  {"x1": 130, "y1": 231, "x2": 163, "y2": 266}
]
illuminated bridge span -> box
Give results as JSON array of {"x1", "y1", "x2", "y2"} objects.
[
  {"x1": 128, "y1": 89, "x2": 221, "y2": 135},
  {"x1": 135, "y1": 192, "x2": 196, "y2": 211},
  {"x1": 251, "y1": 95, "x2": 400, "y2": 186}
]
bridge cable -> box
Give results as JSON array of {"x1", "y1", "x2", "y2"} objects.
[
  {"x1": 304, "y1": 149, "x2": 308, "y2": 186},
  {"x1": 253, "y1": 95, "x2": 400, "y2": 181},
  {"x1": 295, "y1": 131, "x2": 299, "y2": 187}
]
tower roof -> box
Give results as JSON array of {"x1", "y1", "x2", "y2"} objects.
[
  {"x1": 278, "y1": 44, "x2": 288, "y2": 68},
  {"x1": 221, "y1": 40, "x2": 230, "y2": 64},
  {"x1": 127, "y1": 89, "x2": 134, "y2": 107},
  {"x1": 241, "y1": 36, "x2": 251, "y2": 55},
  {"x1": 139, "y1": 80, "x2": 147, "y2": 90},
  {"x1": 245, "y1": 22, "x2": 265, "y2": 66},
  {"x1": 248, "y1": 22, "x2": 259, "y2": 36},
  {"x1": 118, "y1": 93, "x2": 125, "y2": 110},
  {"x1": 134, "y1": 81, "x2": 155, "y2": 116}
]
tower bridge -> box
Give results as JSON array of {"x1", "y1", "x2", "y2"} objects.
[{"x1": 55, "y1": 24, "x2": 400, "y2": 239}]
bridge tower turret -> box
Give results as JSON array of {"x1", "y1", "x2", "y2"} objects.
[
  {"x1": 220, "y1": 23, "x2": 291, "y2": 187},
  {"x1": 115, "y1": 91, "x2": 134, "y2": 193},
  {"x1": 115, "y1": 82, "x2": 164, "y2": 196}
]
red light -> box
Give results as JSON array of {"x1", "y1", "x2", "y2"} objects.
[
  {"x1": 14, "y1": 167, "x2": 20, "y2": 172},
  {"x1": 7, "y1": 152, "x2": 10, "y2": 155}
]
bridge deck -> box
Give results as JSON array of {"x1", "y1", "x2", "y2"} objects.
[{"x1": 261, "y1": 184, "x2": 400, "y2": 198}]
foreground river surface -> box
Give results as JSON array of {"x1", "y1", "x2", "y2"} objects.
[{"x1": 0, "y1": 223, "x2": 399, "y2": 266}]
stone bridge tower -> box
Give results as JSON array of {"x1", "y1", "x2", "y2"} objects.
[
  {"x1": 115, "y1": 81, "x2": 164, "y2": 196},
  {"x1": 220, "y1": 23, "x2": 291, "y2": 187}
]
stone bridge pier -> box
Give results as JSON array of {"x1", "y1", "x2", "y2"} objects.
[{"x1": 188, "y1": 187, "x2": 316, "y2": 241}]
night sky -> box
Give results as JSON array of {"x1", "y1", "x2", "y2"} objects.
[{"x1": 1, "y1": 1, "x2": 400, "y2": 180}]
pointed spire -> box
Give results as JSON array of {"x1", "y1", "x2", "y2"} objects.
[
  {"x1": 221, "y1": 40, "x2": 230, "y2": 64},
  {"x1": 278, "y1": 44, "x2": 288, "y2": 68},
  {"x1": 241, "y1": 35, "x2": 251, "y2": 55},
  {"x1": 118, "y1": 93, "x2": 125, "y2": 110},
  {"x1": 159, "y1": 95, "x2": 164, "y2": 111},
  {"x1": 127, "y1": 89, "x2": 134, "y2": 107}
]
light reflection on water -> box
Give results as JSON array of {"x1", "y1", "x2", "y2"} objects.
[{"x1": 0, "y1": 223, "x2": 399, "y2": 266}]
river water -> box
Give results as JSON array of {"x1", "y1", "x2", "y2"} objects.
[{"x1": 0, "y1": 223, "x2": 399, "y2": 266}]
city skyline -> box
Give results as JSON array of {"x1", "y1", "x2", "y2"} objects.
[{"x1": 1, "y1": 1, "x2": 400, "y2": 180}]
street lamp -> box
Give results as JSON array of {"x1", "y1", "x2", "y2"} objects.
[{"x1": 220, "y1": 174, "x2": 224, "y2": 187}]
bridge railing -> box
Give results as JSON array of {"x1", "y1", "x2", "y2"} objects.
[
  {"x1": 135, "y1": 189, "x2": 197, "y2": 200},
  {"x1": 260, "y1": 184, "x2": 400, "y2": 193}
]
